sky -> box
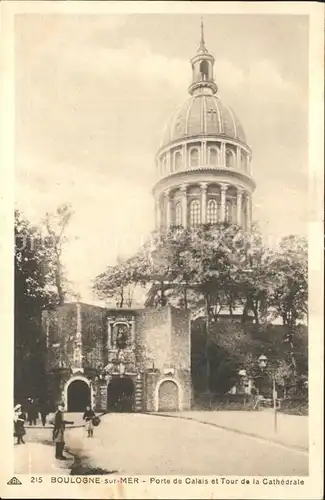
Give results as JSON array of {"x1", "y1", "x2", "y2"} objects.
[{"x1": 15, "y1": 13, "x2": 309, "y2": 303}]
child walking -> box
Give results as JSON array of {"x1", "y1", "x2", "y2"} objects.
[
  {"x1": 14, "y1": 404, "x2": 26, "y2": 444},
  {"x1": 83, "y1": 405, "x2": 96, "y2": 437}
]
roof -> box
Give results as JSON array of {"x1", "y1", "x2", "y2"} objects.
[{"x1": 160, "y1": 93, "x2": 247, "y2": 149}]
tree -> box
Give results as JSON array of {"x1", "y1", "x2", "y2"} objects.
[
  {"x1": 93, "y1": 228, "x2": 192, "y2": 308},
  {"x1": 93, "y1": 256, "x2": 141, "y2": 308},
  {"x1": 93, "y1": 224, "x2": 308, "y2": 396},
  {"x1": 43, "y1": 204, "x2": 73, "y2": 305},
  {"x1": 268, "y1": 235, "x2": 308, "y2": 378},
  {"x1": 15, "y1": 210, "x2": 59, "y2": 402},
  {"x1": 269, "y1": 236, "x2": 308, "y2": 326}
]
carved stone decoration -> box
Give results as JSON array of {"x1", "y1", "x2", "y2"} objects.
[
  {"x1": 114, "y1": 323, "x2": 129, "y2": 349},
  {"x1": 107, "y1": 316, "x2": 135, "y2": 350}
]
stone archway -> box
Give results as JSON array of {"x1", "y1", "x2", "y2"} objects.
[
  {"x1": 66, "y1": 378, "x2": 91, "y2": 412},
  {"x1": 107, "y1": 376, "x2": 134, "y2": 413},
  {"x1": 156, "y1": 378, "x2": 182, "y2": 412}
]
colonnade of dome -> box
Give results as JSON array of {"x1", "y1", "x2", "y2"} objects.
[{"x1": 155, "y1": 181, "x2": 252, "y2": 230}]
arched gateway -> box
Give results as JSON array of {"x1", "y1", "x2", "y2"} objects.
[
  {"x1": 157, "y1": 379, "x2": 180, "y2": 411},
  {"x1": 107, "y1": 376, "x2": 134, "y2": 412},
  {"x1": 66, "y1": 378, "x2": 91, "y2": 412}
]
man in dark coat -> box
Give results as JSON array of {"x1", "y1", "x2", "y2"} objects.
[
  {"x1": 27, "y1": 398, "x2": 38, "y2": 425},
  {"x1": 52, "y1": 404, "x2": 74, "y2": 460},
  {"x1": 40, "y1": 400, "x2": 49, "y2": 427}
]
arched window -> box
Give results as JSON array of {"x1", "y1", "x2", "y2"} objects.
[
  {"x1": 225, "y1": 200, "x2": 234, "y2": 223},
  {"x1": 190, "y1": 199, "x2": 201, "y2": 227},
  {"x1": 174, "y1": 151, "x2": 182, "y2": 171},
  {"x1": 207, "y1": 199, "x2": 219, "y2": 224},
  {"x1": 200, "y1": 60, "x2": 209, "y2": 81},
  {"x1": 190, "y1": 148, "x2": 200, "y2": 167},
  {"x1": 226, "y1": 149, "x2": 235, "y2": 168},
  {"x1": 209, "y1": 148, "x2": 218, "y2": 165},
  {"x1": 241, "y1": 152, "x2": 247, "y2": 171},
  {"x1": 175, "y1": 202, "x2": 182, "y2": 226}
]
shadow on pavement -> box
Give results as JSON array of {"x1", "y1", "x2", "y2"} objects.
[{"x1": 70, "y1": 456, "x2": 117, "y2": 475}]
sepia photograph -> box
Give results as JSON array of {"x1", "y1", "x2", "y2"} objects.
[{"x1": 0, "y1": 2, "x2": 323, "y2": 499}]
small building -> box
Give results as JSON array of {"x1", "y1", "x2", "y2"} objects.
[{"x1": 43, "y1": 302, "x2": 191, "y2": 413}]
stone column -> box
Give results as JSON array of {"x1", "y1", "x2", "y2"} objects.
[
  {"x1": 236, "y1": 188, "x2": 243, "y2": 226},
  {"x1": 107, "y1": 321, "x2": 112, "y2": 349},
  {"x1": 180, "y1": 185, "x2": 188, "y2": 228},
  {"x1": 221, "y1": 142, "x2": 226, "y2": 166},
  {"x1": 182, "y1": 144, "x2": 187, "y2": 170},
  {"x1": 202, "y1": 140, "x2": 207, "y2": 165},
  {"x1": 130, "y1": 318, "x2": 136, "y2": 345},
  {"x1": 134, "y1": 373, "x2": 144, "y2": 412},
  {"x1": 220, "y1": 184, "x2": 228, "y2": 222},
  {"x1": 249, "y1": 194, "x2": 253, "y2": 228},
  {"x1": 165, "y1": 190, "x2": 171, "y2": 228},
  {"x1": 200, "y1": 182, "x2": 208, "y2": 224},
  {"x1": 237, "y1": 147, "x2": 241, "y2": 170},
  {"x1": 245, "y1": 193, "x2": 252, "y2": 229},
  {"x1": 73, "y1": 302, "x2": 83, "y2": 372}
]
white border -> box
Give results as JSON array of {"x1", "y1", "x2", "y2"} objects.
[{"x1": 0, "y1": 2, "x2": 323, "y2": 499}]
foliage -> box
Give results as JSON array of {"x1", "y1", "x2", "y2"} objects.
[
  {"x1": 268, "y1": 235, "x2": 308, "y2": 328},
  {"x1": 43, "y1": 204, "x2": 73, "y2": 305},
  {"x1": 15, "y1": 204, "x2": 73, "y2": 401},
  {"x1": 94, "y1": 224, "x2": 308, "y2": 395},
  {"x1": 15, "y1": 210, "x2": 60, "y2": 401},
  {"x1": 191, "y1": 317, "x2": 308, "y2": 396}
]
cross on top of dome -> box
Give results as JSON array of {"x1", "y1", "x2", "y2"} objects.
[{"x1": 197, "y1": 18, "x2": 208, "y2": 54}]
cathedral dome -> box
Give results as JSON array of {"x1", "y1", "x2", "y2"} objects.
[
  {"x1": 153, "y1": 21, "x2": 255, "y2": 233},
  {"x1": 160, "y1": 93, "x2": 246, "y2": 149}
]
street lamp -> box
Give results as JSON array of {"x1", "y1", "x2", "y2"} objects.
[{"x1": 258, "y1": 354, "x2": 278, "y2": 433}]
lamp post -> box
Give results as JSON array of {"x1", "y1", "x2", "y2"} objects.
[{"x1": 258, "y1": 354, "x2": 278, "y2": 433}]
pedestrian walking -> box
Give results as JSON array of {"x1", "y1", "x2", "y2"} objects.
[
  {"x1": 83, "y1": 405, "x2": 96, "y2": 437},
  {"x1": 52, "y1": 403, "x2": 74, "y2": 460},
  {"x1": 14, "y1": 404, "x2": 26, "y2": 444},
  {"x1": 27, "y1": 398, "x2": 38, "y2": 425},
  {"x1": 40, "y1": 400, "x2": 49, "y2": 426}
]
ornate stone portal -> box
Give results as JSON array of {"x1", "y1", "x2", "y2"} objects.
[{"x1": 45, "y1": 304, "x2": 191, "y2": 413}]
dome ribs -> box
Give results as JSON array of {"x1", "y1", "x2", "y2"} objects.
[
  {"x1": 223, "y1": 101, "x2": 238, "y2": 140},
  {"x1": 211, "y1": 95, "x2": 223, "y2": 135}
]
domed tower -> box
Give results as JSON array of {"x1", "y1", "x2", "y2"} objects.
[{"x1": 153, "y1": 22, "x2": 256, "y2": 231}]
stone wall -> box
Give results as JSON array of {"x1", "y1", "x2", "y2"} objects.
[
  {"x1": 170, "y1": 306, "x2": 190, "y2": 370},
  {"x1": 136, "y1": 307, "x2": 171, "y2": 370},
  {"x1": 81, "y1": 303, "x2": 107, "y2": 369},
  {"x1": 43, "y1": 303, "x2": 77, "y2": 370},
  {"x1": 43, "y1": 303, "x2": 192, "y2": 412},
  {"x1": 136, "y1": 306, "x2": 192, "y2": 411},
  {"x1": 170, "y1": 307, "x2": 192, "y2": 410}
]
